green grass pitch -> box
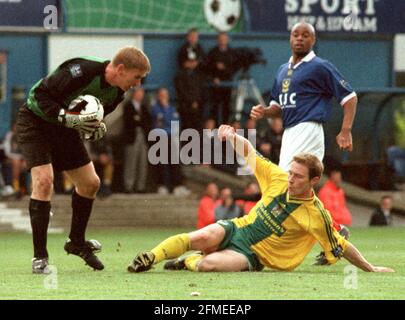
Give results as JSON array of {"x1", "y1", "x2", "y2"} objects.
[{"x1": 0, "y1": 227, "x2": 404, "y2": 300}]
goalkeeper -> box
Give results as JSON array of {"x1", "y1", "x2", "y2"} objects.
[
  {"x1": 16, "y1": 47, "x2": 150, "y2": 274},
  {"x1": 128, "y1": 125, "x2": 393, "y2": 274}
]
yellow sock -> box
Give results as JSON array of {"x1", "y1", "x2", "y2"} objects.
[
  {"x1": 184, "y1": 254, "x2": 203, "y2": 272},
  {"x1": 151, "y1": 233, "x2": 191, "y2": 264}
]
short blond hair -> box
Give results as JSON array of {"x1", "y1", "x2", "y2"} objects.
[
  {"x1": 292, "y1": 153, "x2": 324, "y2": 180},
  {"x1": 112, "y1": 46, "x2": 151, "y2": 73}
]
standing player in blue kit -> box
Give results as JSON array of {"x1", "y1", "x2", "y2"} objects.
[{"x1": 251, "y1": 22, "x2": 357, "y2": 172}]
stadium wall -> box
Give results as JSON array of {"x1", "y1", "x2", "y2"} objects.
[
  {"x1": 48, "y1": 34, "x2": 143, "y2": 72},
  {"x1": 0, "y1": 32, "x2": 394, "y2": 140},
  {"x1": 0, "y1": 35, "x2": 47, "y2": 138},
  {"x1": 143, "y1": 33, "x2": 393, "y2": 97},
  {"x1": 394, "y1": 34, "x2": 405, "y2": 71},
  {"x1": 317, "y1": 37, "x2": 393, "y2": 88}
]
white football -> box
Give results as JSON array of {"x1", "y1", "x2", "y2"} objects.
[
  {"x1": 68, "y1": 94, "x2": 104, "y2": 122},
  {"x1": 204, "y1": 0, "x2": 241, "y2": 32}
]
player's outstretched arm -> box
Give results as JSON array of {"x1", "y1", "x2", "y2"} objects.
[
  {"x1": 218, "y1": 124, "x2": 254, "y2": 158},
  {"x1": 343, "y1": 242, "x2": 394, "y2": 272}
]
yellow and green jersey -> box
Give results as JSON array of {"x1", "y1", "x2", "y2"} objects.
[{"x1": 231, "y1": 152, "x2": 348, "y2": 271}]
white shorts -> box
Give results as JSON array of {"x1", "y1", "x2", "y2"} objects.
[{"x1": 278, "y1": 121, "x2": 324, "y2": 172}]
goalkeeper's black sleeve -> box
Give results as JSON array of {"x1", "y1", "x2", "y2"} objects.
[{"x1": 29, "y1": 58, "x2": 107, "y2": 121}]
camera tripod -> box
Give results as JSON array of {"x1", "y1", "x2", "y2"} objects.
[{"x1": 233, "y1": 71, "x2": 266, "y2": 121}]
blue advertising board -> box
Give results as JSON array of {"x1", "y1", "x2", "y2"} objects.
[
  {"x1": 244, "y1": 0, "x2": 405, "y2": 34},
  {"x1": 0, "y1": 0, "x2": 61, "y2": 31}
]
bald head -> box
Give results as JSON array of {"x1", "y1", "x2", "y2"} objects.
[
  {"x1": 290, "y1": 22, "x2": 316, "y2": 61},
  {"x1": 291, "y1": 22, "x2": 316, "y2": 36}
]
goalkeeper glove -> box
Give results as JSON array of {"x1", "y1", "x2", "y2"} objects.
[
  {"x1": 58, "y1": 108, "x2": 100, "y2": 133},
  {"x1": 81, "y1": 122, "x2": 107, "y2": 141}
]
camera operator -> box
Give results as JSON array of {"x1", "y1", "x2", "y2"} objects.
[
  {"x1": 204, "y1": 32, "x2": 237, "y2": 125},
  {"x1": 175, "y1": 29, "x2": 206, "y2": 131}
]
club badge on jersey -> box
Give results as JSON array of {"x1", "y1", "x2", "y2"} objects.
[
  {"x1": 282, "y1": 79, "x2": 291, "y2": 93},
  {"x1": 279, "y1": 67, "x2": 296, "y2": 108},
  {"x1": 282, "y1": 66, "x2": 293, "y2": 93},
  {"x1": 69, "y1": 64, "x2": 83, "y2": 78}
]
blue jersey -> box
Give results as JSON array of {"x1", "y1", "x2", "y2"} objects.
[{"x1": 270, "y1": 51, "x2": 356, "y2": 129}]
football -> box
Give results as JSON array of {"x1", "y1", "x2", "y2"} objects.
[
  {"x1": 204, "y1": 0, "x2": 241, "y2": 32},
  {"x1": 68, "y1": 94, "x2": 104, "y2": 122}
]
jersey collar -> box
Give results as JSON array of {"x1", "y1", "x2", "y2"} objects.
[
  {"x1": 288, "y1": 51, "x2": 316, "y2": 70},
  {"x1": 286, "y1": 190, "x2": 315, "y2": 204}
]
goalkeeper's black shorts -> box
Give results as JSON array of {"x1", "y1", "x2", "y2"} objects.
[{"x1": 16, "y1": 104, "x2": 90, "y2": 171}]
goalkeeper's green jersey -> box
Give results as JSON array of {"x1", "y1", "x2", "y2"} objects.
[
  {"x1": 27, "y1": 57, "x2": 124, "y2": 123},
  {"x1": 231, "y1": 152, "x2": 349, "y2": 271}
]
